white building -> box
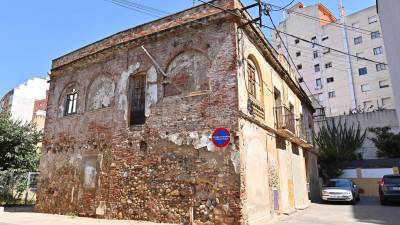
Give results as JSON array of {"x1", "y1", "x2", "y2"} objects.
[
  {"x1": 377, "y1": 0, "x2": 400, "y2": 123},
  {"x1": 0, "y1": 77, "x2": 49, "y2": 123},
  {"x1": 272, "y1": 3, "x2": 395, "y2": 117}
]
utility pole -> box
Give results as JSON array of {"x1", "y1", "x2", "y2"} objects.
[{"x1": 338, "y1": 0, "x2": 357, "y2": 110}]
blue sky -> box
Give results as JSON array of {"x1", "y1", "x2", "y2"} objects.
[{"x1": 0, "y1": 0, "x2": 375, "y2": 97}]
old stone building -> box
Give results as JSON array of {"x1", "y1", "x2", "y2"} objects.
[{"x1": 36, "y1": 0, "x2": 318, "y2": 224}]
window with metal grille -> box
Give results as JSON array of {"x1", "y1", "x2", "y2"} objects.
[
  {"x1": 248, "y1": 62, "x2": 257, "y2": 98},
  {"x1": 129, "y1": 75, "x2": 146, "y2": 126},
  {"x1": 65, "y1": 88, "x2": 77, "y2": 116}
]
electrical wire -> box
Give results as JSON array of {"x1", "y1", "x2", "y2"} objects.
[
  {"x1": 265, "y1": 12, "x2": 325, "y2": 110},
  {"x1": 267, "y1": 0, "x2": 295, "y2": 12},
  {"x1": 105, "y1": 0, "x2": 207, "y2": 25},
  {"x1": 264, "y1": 1, "x2": 375, "y2": 35}
]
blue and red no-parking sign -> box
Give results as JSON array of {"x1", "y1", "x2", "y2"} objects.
[{"x1": 212, "y1": 128, "x2": 231, "y2": 148}]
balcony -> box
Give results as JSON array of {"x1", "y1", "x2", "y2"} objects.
[
  {"x1": 248, "y1": 98, "x2": 265, "y2": 120},
  {"x1": 293, "y1": 120, "x2": 314, "y2": 149},
  {"x1": 274, "y1": 106, "x2": 296, "y2": 138}
]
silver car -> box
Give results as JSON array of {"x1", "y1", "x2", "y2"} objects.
[{"x1": 321, "y1": 179, "x2": 360, "y2": 204}]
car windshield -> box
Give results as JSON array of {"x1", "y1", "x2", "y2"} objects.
[
  {"x1": 326, "y1": 180, "x2": 351, "y2": 188},
  {"x1": 384, "y1": 177, "x2": 400, "y2": 185}
]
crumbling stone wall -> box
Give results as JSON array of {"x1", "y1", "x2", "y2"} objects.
[{"x1": 36, "y1": 13, "x2": 242, "y2": 225}]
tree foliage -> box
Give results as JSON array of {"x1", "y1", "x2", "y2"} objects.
[
  {"x1": 315, "y1": 119, "x2": 366, "y2": 181},
  {"x1": 0, "y1": 110, "x2": 42, "y2": 172},
  {"x1": 369, "y1": 127, "x2": 400, "y2": 158},
  {"x1": 0, "y1": 110, "x2": 42, "y2": 204}
]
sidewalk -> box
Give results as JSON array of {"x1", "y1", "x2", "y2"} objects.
[{"x1": 0, "y1": 212, "x2": 177, "y2": 225}]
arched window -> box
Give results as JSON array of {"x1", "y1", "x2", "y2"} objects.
[
  {"x1": 247, "y1": 58, "x2": 262, "y2": 101},
  {"x1": 86, "y1": 75, "x2": 115, "y2": 111},
  {"x1": 65, "y1": 87, "x2": 78, "y2": 116},
  {"x1": 164, "y1": 50, "x2": 210, "y2": 97},
  {"x1": 59, "y1": 83, "x2": 79, "y2": 117},
  {"x1": 129, "y1": 74, "x2": 146, "y2": 126}
]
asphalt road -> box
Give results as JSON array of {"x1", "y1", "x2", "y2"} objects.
[{"x1": 273, "y1": 197, "x2": 400, "y2": 225}]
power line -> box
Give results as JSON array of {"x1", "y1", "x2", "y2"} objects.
[
  {"x1": 264, "y1": 1, "x2": 375, "y2": 35},
  {"x1": 267, "y1": 0, "x2": 295, "y2": 12},
  {"x1": 105, "y1": 0, "x2": 163, "y2": 18},
  {"x1": 195, "y1": 1, "x2": 387, "y2": 66},
  {"x1": 194, "y1": 0, "x2": 324, "y2": 108},
  {"x1": 105, "y1": 0, "x2": 207, "y2": 25},
  {"x1": 263, "y1": 24, "x2": 388, "y2": 65},
  {"x1": 265, "y1": 12, "x2": 325, "y2": 110}
]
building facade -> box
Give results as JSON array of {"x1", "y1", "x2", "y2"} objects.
[
  {"x1": 377, "y1": 0, "x2": 400, "y2": 123},
  {"x1": 36, "y1": 1, "x2": 318, "y2": 224},
  {"x1": 272, "y1": 3, "x2": 395, "y2": 117},
  {"x1": 0, "y1": 77, "x2": 49, "y2": 123}
]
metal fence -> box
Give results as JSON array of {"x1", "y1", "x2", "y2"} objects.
[{"x1": 0, "y1": 171, "x2": 39, "y2": 205}]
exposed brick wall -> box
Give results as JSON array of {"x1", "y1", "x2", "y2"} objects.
[{"x1": 36, "y1": 10, "x2": 242, "y2": 225}]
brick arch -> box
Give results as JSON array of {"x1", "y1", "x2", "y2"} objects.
[
  {"x1": 86, "y1": 74, "x2": 116, "y2": 111},
  {"x1": 58, "y1": 82, "x2": 79, "y2": 117},
  {"x1": 164, "y1": 49, "x2": 211, "y2": 97}
]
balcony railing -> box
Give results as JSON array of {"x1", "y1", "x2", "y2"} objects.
[
  {"x1": 274, "y1": 106, "x2": 295, "y2": 134},
  {"x1": 296, "y1": 121, "x2": 307, "y2": 141},
  {"x1": 248, "y1": 98, "x2": 265, "y2": 120}
]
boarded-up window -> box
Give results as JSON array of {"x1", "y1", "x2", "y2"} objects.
[
  {"x1": 248, "y1": 62, "x2": 256, "y2": 97},
  {"x1": 83, "y1": 159, "x2": 97, "y2": 189},
  {"x1": 86, "y1": 75, "x2": 115, "y2": 111},
  {"x1": 247, "y1": 59, "x2": 262, "y2": 101},
  {"x1": 164, "y1": 51, "x2": 210, "y2": 97},
  {"x1": 129, "y1": 74, "x2": 146, "y2": 126}
]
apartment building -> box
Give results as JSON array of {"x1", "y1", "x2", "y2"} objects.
[
  {"x1": 36, "y1": 1, "x2": 318, "y2": 224},
  {"x1": 377, "y1": 0, "x2": 400, "y2": 122},
  {"x1": 272, "y1": 3, "x2": 394, "y2": 117},
  {"x1": 0, "y1": 77, "x2": 49, "y2": 123}
]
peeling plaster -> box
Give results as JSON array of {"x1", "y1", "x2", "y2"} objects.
[
  {"x1": 230, "y1": 151, "x2": 240, "y2": 173},
  {"x1": 145, "y1": 66, "x2": 158, "y2": 117},
  {"x1": 160, "y1": 131, "x2": 217, "y2": 151},
  {"x1": 87, "y1": 76, "x2": 115, "y2": 111},
  {"x1": 118, "y1": 63, "x2": 140, "y2": 121}
]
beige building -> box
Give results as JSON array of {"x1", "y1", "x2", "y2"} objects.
[
  {"x1": 377, "y1": 0, "x2": 400, "y2": 123},
  {"x1": 272, "y1": 3, "x2": 395, "y2": 117}
]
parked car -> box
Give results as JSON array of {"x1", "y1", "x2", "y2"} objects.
[
  {"x1": 321, "y1": 179, "x2": 360, "y2": 204},
  {"x1": 379, "y1": 174, "x2": 400, "y2": 205}
]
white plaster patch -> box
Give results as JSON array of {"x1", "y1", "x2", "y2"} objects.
[
  {"x1": 161, "y1": 131, "x2": 215, "y2": 151},
  {"x1": 118, "y1": 63, "x2": 140, "y2": 121},
  {"x1": 145, "y1": 66, "x2": 158, "y2": 117},
  {"x1": 230, "y1": 151, "x2": 240, "y2": 174}
]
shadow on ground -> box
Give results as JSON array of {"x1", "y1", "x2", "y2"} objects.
[{"x1": 352, "y1": 197, "x2": 400, "y2": 225}]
